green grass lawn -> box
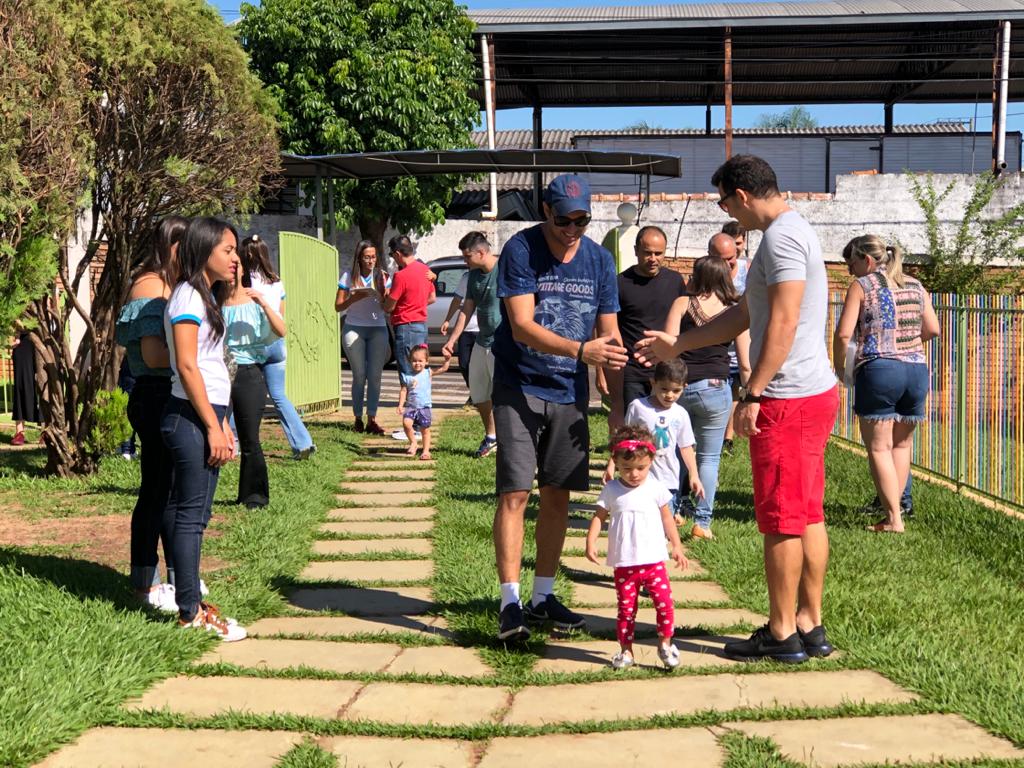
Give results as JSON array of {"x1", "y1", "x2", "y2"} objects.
[
  {"x1": 0, "y1": 419, "x2": 361, "y2": 768},
  {"x1": 3, "y1": 410, "x2": 1023, "y2": 768}
]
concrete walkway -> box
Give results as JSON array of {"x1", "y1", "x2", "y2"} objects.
[{"x1": 37, "y1": 412, "x2": 1024, "y2": 767}]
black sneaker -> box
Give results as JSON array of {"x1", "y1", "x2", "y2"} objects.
[
  {"x1": 724, "y1": 625, "x2": 809, "y2": 663},
  {"x1": 497, "y1": 602, "x2": 531, "y2": 641},
  {"x1": 861, "y1": 497, "x2": 914, "y2": 520},
  {"x1": 523, "y1": 594, "x2": 586, "y2": 631},
  {"x1": 798, "y1": 624, "x2": 834, "y2": 657},
  {"x1": 721, "y1": 438, "x2": 734, "y2": 457}
]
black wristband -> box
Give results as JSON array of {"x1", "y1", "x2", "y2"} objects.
[{"x1": 576, "y1": 341, "x2": 586, "y2": 361}]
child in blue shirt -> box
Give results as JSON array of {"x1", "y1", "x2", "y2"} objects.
[{"x1": 397, "y1": 344, "x2": 450, "y2": 460}]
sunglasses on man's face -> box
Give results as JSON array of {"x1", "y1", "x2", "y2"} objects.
[{"x1": 552, "y1": 213, "x2": 592, "y2": 228}]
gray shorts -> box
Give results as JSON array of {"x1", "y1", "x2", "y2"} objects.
[{"x1": 492, "y1": 381, "x2": 590, "y2": 494}]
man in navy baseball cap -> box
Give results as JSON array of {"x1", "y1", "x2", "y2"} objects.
[
  {"x1": 544, "y1": 174, "x2": 592, "y2": 216},
  {"x1": 488, "y1": 171, "x2": 628, "y2": 643}
]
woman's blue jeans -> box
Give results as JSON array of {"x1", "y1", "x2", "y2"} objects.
[
  {"x1": 393, "y1": 321, "x2": 427, "y2": 379},
  {"x1": 261, "y1": 338, "x2": 313, "y2": 454},
  {"x1": 342, "y1": 324, "x2": 389, "y2": 418},
  {"x1": 161, "y1": 397, "x2": 227, "y2": 622},
  {"x1": 680, "y1": 378, "x2": 733, "y2": 529}
]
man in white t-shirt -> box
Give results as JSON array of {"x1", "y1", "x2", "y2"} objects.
[{"x1": 636, "y1": 155, "x2": 839, "y2": 664}]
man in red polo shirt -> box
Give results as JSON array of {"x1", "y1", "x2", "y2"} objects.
[{"x1": 383, "y1": 235, "x2": 435, "y2": 380}]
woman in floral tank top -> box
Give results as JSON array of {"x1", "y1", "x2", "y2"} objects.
[{"x1": 833, "y1": 235, "x2": 940, "y2": 533}]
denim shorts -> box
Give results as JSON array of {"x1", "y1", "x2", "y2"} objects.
[{"x1": 854, "y1": 359, "x2": 929, "y2": 423}]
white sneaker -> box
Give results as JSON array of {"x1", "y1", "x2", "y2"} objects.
[
  {"x1": 390, "y1": 429, "x2": 422, "y2": 441},
  {"x1": 179, "y1": 603, "x2": 247, "y2": 642},
  {"x1": 611, "y1": 650, "x2": 634, "y2": 670},
  {"x1": 658, "y1": 642, "x2": 681, "y2": 669},
  {"x1": 140, "y1": 583, "x2": 178, "y2": 614},
  {"x1": 200, "y1": 579, "x2": 209, "y2": 597}
]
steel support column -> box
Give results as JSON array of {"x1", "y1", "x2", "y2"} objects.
[
  {"x1": 724, "y1": 28, "x2": 733, "y2": 160},
  {"x1": 533, "y1": 100, "x2": 543, "y2": 216}
]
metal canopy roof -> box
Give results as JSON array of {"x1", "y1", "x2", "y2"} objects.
[
  {"x1": 469, "y1": 1, "x2": 1024, "y2": 108},
  {"x1": 279, "y1": 148, "x2": 682, "y2": 179}
]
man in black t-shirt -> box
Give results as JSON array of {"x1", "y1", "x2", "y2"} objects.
[{"x1": 606, "y1": 225, "x2": 687, "y2": 427}]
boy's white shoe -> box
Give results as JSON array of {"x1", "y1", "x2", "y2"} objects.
[
  {"x1": 179, "y1": 603, "x2": 247, "y2": 642},
  {"x1": 140, "y1": 583, "x2": 178, "y2": 614}
]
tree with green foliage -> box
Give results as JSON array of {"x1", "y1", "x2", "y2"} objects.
[
  {"x1": 20, "y1": 0, "x2": 280, "y2": 476},
  {"x1": 908, "y1": 171, "x2": 1024, "y2": 294},
  {"x1": 754, "y1": 106, "x2": 818, "y2": 130},
  {"x1": 0, "y1": 0, "x2": 91, "y2": 338},
  {"x1": 237, "y1": 0, "x2": 479, "y2": 247}
]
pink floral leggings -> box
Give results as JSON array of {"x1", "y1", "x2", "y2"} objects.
[{"x1": 614, "y1": 561, "x2": 675, "y2": 645}]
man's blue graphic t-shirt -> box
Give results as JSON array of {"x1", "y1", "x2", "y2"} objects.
[{"x1": 492, "y1": 224, "x2": 619, "y2": 405}]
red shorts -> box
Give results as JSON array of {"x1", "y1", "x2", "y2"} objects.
[{"x1": 749, "y1": 386, "x2": 839, "y2": 536}]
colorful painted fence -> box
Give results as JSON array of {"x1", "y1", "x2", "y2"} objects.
[
  {"x1": 827, "y1": 292, "x2": 1024, "y2": 508},
  {"x1": 278, "y1": 232, "x2": 341, "y2": 413}
]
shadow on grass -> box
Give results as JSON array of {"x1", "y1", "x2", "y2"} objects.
[
  {"x1": 0, "y1": 447, "x2": 49, "y2": 479},
  {"x1": 0, "y1": 547, "x2": 139, "y2": 611}
]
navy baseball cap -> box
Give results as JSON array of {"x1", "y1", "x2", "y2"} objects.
[{"x1": 545, "y1": 174, "x2": 591, "y2": 216}]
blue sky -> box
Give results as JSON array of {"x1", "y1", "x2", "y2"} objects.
[{"x1": 209, "y1": 0, "x2": 1021, "y2": 134}]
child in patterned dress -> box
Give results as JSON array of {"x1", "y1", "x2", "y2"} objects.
[{"x1": 587, "y1": 425, "x2": 689, "y2": 670}]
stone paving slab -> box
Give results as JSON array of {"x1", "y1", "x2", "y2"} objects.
[
  {"x1": 326, "y1": 506, "x2": 436, "y2": 521},
  {"x1": 248, "y1": 614, "x2": 448, "y2": 639},
  {"x1": 336, "y1": 492, "x2": 433, "y2": 506},
  {"x1": 198, "y1": 638, "x2": 400, "y2": 674},
  {"x1": 479, "y1": 727, "x2": 723, "y2": 768},
  {"x1": 571, "y1": 580, "x2": 729, "y2": 607},
  {"x1": 576, "y1": 606, "x2": 767, "y2": 635},
  {"x1": 341, "y1": 480, "x2": 430, "y2": 494},
  {"x1": 386, "y1": 646, "x2": 493, "y2": 677},
  {"x1": 299, "y1": 560, "x2": 433, "y2": 584},
  {"x1": 126, "y1": 676, "x2": 362, "y2": 719},
  {"x1": 320, "y1": 735, "x2": 475, "y2": 768},
  {"x1": 312, "y1": 538, "x2": 433, "y2": 556},
  {"x1": 320, "y1": 520, "x2": 433, "y2": 536},
  {"x1": 347, "y1": 681, "x2": 508, "y2": 725},
  {"x1": 344, "y1": 469, "x2": 436, "y2": 480},
  {"x1": 727, "y1": 713, "x2": 1024, "y2": 767},
  {"x1": 504, "y1": 670, "x2": 916, "y2": 726},
  {"x1": 35, "y1": 727, "x2": 302, "y2": 768},
  {"x1": 534, "y1": 636, "x2": 742, "y2": 673},
  {"x1": 289, "y1": 586, "x2": 435, "y2": 615},
  {"x1": 349, "y1": 460, "x2": 436, "y2": 470},
  {"x1": 562, "y1": 556, "x2": 704, "y2": 580}
]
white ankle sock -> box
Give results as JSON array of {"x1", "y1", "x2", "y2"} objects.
[
  {"x1": 499, "y1": 582, "x2": 520, "y2": 610},
  {"x1": 531, "y1": 576, "x2": 555, "y2": 607}
]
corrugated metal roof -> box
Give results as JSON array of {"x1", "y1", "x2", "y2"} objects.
[{"x1": 470, "y1": 1, "x2": 1024, "y2": 28}]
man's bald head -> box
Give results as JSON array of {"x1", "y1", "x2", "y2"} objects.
[{"x1": 708, "y1": 232, "x2": 737, "y2": 260}]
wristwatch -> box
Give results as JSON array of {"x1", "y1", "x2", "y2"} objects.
[{"x1": 738, "y1": 387, "x2": 762, "y2": 404}]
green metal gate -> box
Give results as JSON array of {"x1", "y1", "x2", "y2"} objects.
[{"x1": 279, "y1": 232, "x2": 341, "y2": 413}]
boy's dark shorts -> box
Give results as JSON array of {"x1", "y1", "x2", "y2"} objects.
[{"x1": 492, "y1": 381, "x2": 590, "y2": 494}]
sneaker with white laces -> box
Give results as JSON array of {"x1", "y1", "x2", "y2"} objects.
[
  {"x1": 139, "y1": 583, "x2": 178, "y2": 614},
  {"x1": 179, "y1": 603, "x2": 247, "y2": 642},
  {"x1": 658, "y1": 642, "x2": 681, "y2": 669},
  {"x1": 474, "y1": 436, "x2": 498, "y2": 458},
  {"x1": 611, "y1": 650, "x2": 634, "y2": 670}
]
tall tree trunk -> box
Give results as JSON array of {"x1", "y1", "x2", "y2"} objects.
[{"x1": 358, "y1": 216, "x2": 388, "y2": 259}]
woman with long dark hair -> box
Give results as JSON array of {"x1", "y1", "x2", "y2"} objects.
[
  {"x1": 664, "y1": 254, "x2": 750, "y2": 540},
  {"x1": 115, "y1": 215, "x2": 188, "y2": 611},
  {"x1": 161, "y1": 216, "x2": 245, "y2": 640},
  {"x1": 223, "y1": 258, "x2": 287, "y2": 509},
  {"x1": 833, "y1": 235, "x2": 939, "y2": 533},
  {"x1": 238, "y1": 235, "x2": 315, "y2": 459},
  {"x1": 335, "y1": 239, "x2": 391, "y2": 435}
]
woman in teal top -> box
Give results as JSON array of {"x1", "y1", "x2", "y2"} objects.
[
  {"x1": 114, "y1": 215, "x2": 188, "y2": 612},
  {"x1": 223, "y1": 263, "x2": 287, "y2": 509}
]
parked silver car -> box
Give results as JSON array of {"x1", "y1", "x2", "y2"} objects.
[{"x1": 424, "y1": 256, "x2": 469, "y2": 354}]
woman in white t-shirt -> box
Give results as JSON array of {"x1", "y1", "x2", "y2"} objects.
[
  {"x1": 162, "y1": 217, "x2": 245, "y2": 642},
  {"x1": 240, "y1": 235, "x2": 315, "y2": 459},
  {"x1": 335, "y1": 239, "x2": 391, "y2": 435}
]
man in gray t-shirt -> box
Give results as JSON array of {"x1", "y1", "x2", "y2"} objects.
[{"x1": 636, "y1": 155, "x2": 839, "y2": 665}]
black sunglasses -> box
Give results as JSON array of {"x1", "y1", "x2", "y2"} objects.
[
  {"x1": 717, "y1": 191, "x2": 736, "y2": 212},
  {"x1": 552, "y1": 213, "x2": 592, "y2": 228}
]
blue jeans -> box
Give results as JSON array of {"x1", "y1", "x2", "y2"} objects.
[
  {"x1": 261, "y1": 338, "x2": 313, "y2": 453},
  {"x1": 679, "y1": 378, "x2": 732, "y2": 529},
  {"x1": 393, "y1": 321, "x2": 427, "y2": 379},
  {"x1": 343, "y1": 324, "x2": 390, "y2": 418},
  {"x1": 161, "y1": 397, "x2": 227, "y2": 622}
]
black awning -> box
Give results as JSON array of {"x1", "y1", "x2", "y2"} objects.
[{"x1": 279, "y1": 148, "x2": 682, "y2": 179}]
